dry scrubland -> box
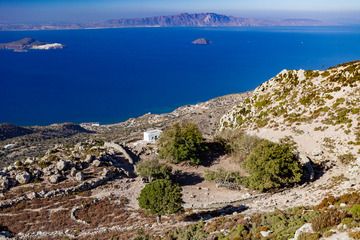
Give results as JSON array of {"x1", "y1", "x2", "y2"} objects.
[{"x1": 0, "y1": 61, "x2": 359, "y2": 240}]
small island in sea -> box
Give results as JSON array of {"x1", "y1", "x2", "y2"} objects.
[
  {"x1": 0, "y1": 37, "x2": 64, "y2": 52},
  {"x1": 192, "y1": 38, "x2": 211, "y2": 45}
]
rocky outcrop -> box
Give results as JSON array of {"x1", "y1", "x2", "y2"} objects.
[
  {"x1": 192, "y1": 38, "x2": 211, "y2": 45},
  {"x1": 0, "y1": 167, "x2": 124, "y2": 209},
  {"x1": 0, "y1": 38, "x2": 63, "y2": 52}
]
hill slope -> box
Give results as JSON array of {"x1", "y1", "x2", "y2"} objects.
[{"x1": 220, "y1": 61, "x2": 360, "y2": 162}]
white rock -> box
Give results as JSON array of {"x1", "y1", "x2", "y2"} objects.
[
  {"x1": 340, "y1": 203, "x2": 347, "y2": 208},
  {"x1": 0, "y1": 177, "x2": 9, "y2": 191},
  {"x1": 57, "y1": 160, "x2": 71, "y2": 171},
  {"x1": 75, "y1": 172, "x2": 85, "y2": 182},
  {"x1": 15, "y1": 171, "x2": 31, "y2": 184},
  {"x1": 293, "y1": 223, "x2": 313, "y2": 240},
  {"x1": 84, "y1": 154, "x2": 95, "y2": 163},
  {"x1": 260, "y1": 230, "x2": 272, "y2": 237},
  {"x1": 24, "y1": 158, "x2": 34, "y2": 165},
  {"x1": 70, "y1": 168, "x2": 77, "y2": 177},
  {"x1": 92, "y1": 160, "x2": 101, "y2": 167},
  {"x1": 48, "y1": 174, "x2": 61, "y2": 184}
]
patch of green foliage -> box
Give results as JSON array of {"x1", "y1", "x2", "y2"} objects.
[
  {"x1": 349, "y1": 204, "x2": 360, "y2": 219},
  {"x1": 243, "y1": 141, "x2": 303, "y2": 192},
  {"x1": 158, "y1": 122, "x2": 205, "y2": 165},
  {"x1": 254, "y1": 94, "x2": 271, "y2": 109},
  {"x1": 304, "y1": 70, "x2": 320, "y2": 79},
  {"x1": 166, "y1": 221, "x2": 208, "y2": 240},
  {"x1": 298, "y1": 233, "x2": 321, "y2": 240},
  {"x1": 204, "y1": 168, "x2": 245, "y2": 187},
  {"x1": 136, "y1": 159, "x2": 172, "y2": 182},
  {"x1": 138, "y1": 179, "x2": 183, "y2": 220},
  {"x1": 299, "y1": 92, "x2": 318, "y2": 106}
]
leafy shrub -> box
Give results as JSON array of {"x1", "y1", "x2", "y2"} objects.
[
  {"x1": 349, "y1": 204, "x2": 360, "y2": 219},
  {"x1": 311, "y1": 209, "x2": 346, "y2": 232},
  {"x1": 138, "y1": 179, "x2": 183, "y2": 222},
  {"x1": 158, "y1": 122, "x2": 205, "y2": 165},
  {"x1": 136, "y1": 159, "x2": 172, "y2": 182},
  {"x1": 204, "y1": 169, "x2": 245, "y2": 188},
  {"x1": 243, "y1": 141, "x2": 303, "y2": 192}
]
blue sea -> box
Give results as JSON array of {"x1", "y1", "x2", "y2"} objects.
[{"x1": 1, "y1": 27, "x2": 359, "y2": 126}]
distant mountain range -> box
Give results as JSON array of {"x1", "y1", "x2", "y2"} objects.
[{"x1": 0, "y1": 13, "x2": 327, "y2": 31}]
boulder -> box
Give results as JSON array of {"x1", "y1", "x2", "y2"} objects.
[
  {"x1": 43, "y1": 165, "x2": 55, "y2": 176},
  {"x1": 92, "y1": 160, "x2": 101, "y2": 167},
  {"x1": 57, "y1": 160, "x2": 70, "y2": 171},
  {"x1": 0, "y1": 177, "x2": 9, "y2": 191},
  {"x1": 292, "y1": 223, "x2": 313, "y2": 240},
  {"x1": 0, "y1": 230, "x2": 13, "y2": 239},
  {"x1": 70, "y1": 168, "x2": 77, "y2": 177},
  {"x1": 24, "y1": 157, "x2": 35, "y2": 165},
  {"x1": 48, "y1": 174, "x2": 62, "y2": 184},
  {"x1": 75, "y1": 172, "x2": 85, "y2": 182},
  {"x1": 84, "y1": 154, "x2": 95, "y2": 163},
  {"x1": 260, "y1": 230, "x2": 272, "y2": 238},
  {"x1": 15, "y1": 171, "x2": 31, "y2": 184}
]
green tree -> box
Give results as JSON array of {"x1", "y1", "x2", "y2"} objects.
[
  {"x1": 244, "y1": 141, "x2": 303, "y2": 192},
  {"x1": 136, "y1": 159, "x2": 172, "y2": 182},
  {"x1": 138, "y1": 179, "x2": 183, "y2": 223},
  {"x1": 158, "y1": 122, "x2": 204, "y2": 165}
]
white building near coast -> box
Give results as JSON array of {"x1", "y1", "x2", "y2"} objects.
[{"x1": 143, "y1": 129, "x2": 162, "y2": 143}]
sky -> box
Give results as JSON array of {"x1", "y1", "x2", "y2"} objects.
[{"x1": 0, "y1": 0, "x2": 359, "y2": 24}]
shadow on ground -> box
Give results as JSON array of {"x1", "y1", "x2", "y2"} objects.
[
  {"x1": 200, "y1": 141, "x2": 227, "y2": 167},
  {"x1": 173, "y1": 171, "x2": 204, "y2": 186},
  {"x1": 183, "y1": 204, "x2": 248, "y2": 222}
]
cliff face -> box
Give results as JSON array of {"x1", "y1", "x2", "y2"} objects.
[{"x1": 220, "y1": 61, "x2": 360, "y2": 160}]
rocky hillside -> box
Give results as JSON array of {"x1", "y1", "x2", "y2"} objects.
[
  {"x1": 0, "y1": 124, "x2": 33, "y2": 141},
  {"x1": 220, "y1": 61, "x2": 360, "y2": 162}
]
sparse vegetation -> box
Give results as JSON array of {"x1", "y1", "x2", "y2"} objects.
[{"x1": 338, "y1": 153, "x2": 356, "y2": 164}]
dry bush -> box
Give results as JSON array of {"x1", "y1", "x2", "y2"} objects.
[
  {"x1": 311, "y1": 209, "x2": 347, "y2": 232},
  {"x1": 216, "y1": 129, "x2": 263, "y2": 163}
]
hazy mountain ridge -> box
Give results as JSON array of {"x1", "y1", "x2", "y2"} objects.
[{"x1": 0, "y1": 12, "x2": 325, "y2": 31}]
